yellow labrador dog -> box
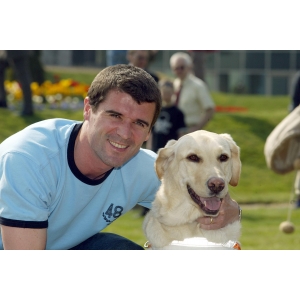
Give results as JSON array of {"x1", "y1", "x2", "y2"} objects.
[{"x1": 143, "y1": 130, "x2": 242, "y2": 249}]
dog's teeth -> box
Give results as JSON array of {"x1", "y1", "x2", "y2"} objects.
[{"x1": 204, "y1": 201, "x2": 207, "y2": 207}]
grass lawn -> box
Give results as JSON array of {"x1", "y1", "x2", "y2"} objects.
[{"x1": 1, "y1": 68, "x2": 299, "y2": 250}]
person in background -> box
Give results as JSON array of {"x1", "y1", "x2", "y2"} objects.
[
  {"x1": 290, "y1": 70, "x2": 300, "y2": 111},
  {"x1": 127, "y1": 50, "x2": 159, "y2": 83},
  {"x1": 170, "y1": 52, "x2": 215, "y2": 135},
  {"x1": 29, "y1": 50, "x2": 45, "y2": 86},
  {"x1": 0, "y1": 50, "x2": 8, "y2": 108},
  {"x1": 147, "y1": 79, "x2": 186, "y2": 154},
  {"x1": 0, "y1": 50, "x2": 34, "y2": 116}
]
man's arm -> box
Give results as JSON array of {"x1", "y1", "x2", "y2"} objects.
[{"x1": 1, "y1": 225, "x2": 47, "y2": 250}]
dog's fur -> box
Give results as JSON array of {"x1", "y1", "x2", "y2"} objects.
[{"x1": 143, "y1": 130, "x2": 242, "y2": 249}]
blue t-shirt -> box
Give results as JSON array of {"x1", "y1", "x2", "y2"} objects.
[{"x1": 0, "y1": 118, "x2": 160, "y2": 249}]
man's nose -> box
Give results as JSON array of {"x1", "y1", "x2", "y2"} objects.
[{"x1": 116, "y1": 121, "x2": 132, "y2": 139}]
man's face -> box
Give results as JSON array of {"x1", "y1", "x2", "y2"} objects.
[
  {"x1": 130, "y1": 51, "x2": 149, "y2": 69},
  {"x1": 171, "y1": 58, "x2": 190, "y2": 80},
  {"x1": 83, "y1": 90, "x2": 155, "y2": 169}
]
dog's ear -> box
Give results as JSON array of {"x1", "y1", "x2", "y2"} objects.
[
  {"x1": 164, "y1": 139, "x2": 177, "y2": 148},
  {"x1": 155, "y1": 140, "x2": 177, "y2": 180},
  {"x1": 220, "y1": 133, "x2": 241, "y2": 186}
]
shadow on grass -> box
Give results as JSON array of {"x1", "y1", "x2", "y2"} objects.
[{"x1": 228, "y1": 114, "x2": 276, "y2": 141}]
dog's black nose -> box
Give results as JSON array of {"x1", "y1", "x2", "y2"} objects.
[{"x1": 207, "y1": 177, "x2": 225, "y2": 194}]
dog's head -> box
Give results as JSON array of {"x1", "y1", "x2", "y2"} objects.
[{"x1": 154, "y1": 130, "x2": 241, "y2": 219}]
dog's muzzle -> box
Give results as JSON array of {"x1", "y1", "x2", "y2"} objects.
[{"x1": 187, "y1": 184, "x2": 222, "y2": 215}]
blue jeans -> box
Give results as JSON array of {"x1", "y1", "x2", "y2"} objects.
[{"x1": 69, "y1": 232, "x2": 144, "y2": 250}]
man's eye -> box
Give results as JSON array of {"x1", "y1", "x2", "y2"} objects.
[
  {"x1": 110, "y1": 114, "x2": 121, "y2": 118},
  {"x1": 135, "y1": 121, "x2": 145, "y2": 128}
]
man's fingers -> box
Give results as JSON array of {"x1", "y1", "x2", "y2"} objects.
[{"x1": 198, "y1": 213, "x2": 225, "y2": 229}]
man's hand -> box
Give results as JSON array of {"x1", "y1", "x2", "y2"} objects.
[{"x1": 197, "y1": 193, "x2": 240, "y2": 230}]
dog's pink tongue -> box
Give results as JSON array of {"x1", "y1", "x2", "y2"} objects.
[{"x1": 201, "y1": 197, "x2": 221, "y2": 211}]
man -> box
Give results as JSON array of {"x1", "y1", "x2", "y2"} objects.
[
  {"x1": 0, "y1": 65, "x2": 240, "y2": 250},
  {"x1": 170, "y1": 52, "x2": 215, "y2": 134},
  {"x1": 127, "y1": 50, "x2": 159, "y2": 83},
  {"x1": 0, "y1": 50, "x2": 34, "y2": 115}
]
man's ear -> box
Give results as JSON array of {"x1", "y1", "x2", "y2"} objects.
[
  {"x1": 155, "y1": 140, "x2": 177, "y2": 179},
  {"x1": 83, "y1": 97, "x2": 91, "y2": 120}
]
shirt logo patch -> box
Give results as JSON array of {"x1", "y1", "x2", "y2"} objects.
[{"x1": 102, "y1": 203, "x2": 124, "y2": 223}]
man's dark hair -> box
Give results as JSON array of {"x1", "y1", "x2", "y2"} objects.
[{"x1": 87, "y1": 64, "x2": 162, "y2": 128}]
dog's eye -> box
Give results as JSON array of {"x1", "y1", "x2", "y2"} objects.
[
  {"x1": 187, "y1": 154, "x2": 200, "y2": 162},
  {"x1": 219, "y1": 154, "x2": 229, "y2": 162}
]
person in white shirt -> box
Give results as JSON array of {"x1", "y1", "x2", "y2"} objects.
[{"x1": 170, "y1": 52, "x2": 215, "y2": 134}]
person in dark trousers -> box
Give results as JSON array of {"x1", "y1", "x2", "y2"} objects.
[
  {"x1": 290, "y1": 71, "x2": 300, "y2": 111},
  {"x1": 0, "y1": 50, "x2": 34, "y2": 116},
  {"x1": 147, "y1": 79, "x2": 186, "y2": 153}
]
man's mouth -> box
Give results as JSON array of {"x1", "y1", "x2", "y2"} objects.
[
  {"x1": 109, "y1": 140, "x2": 128, "y2": 149},
  {"x1": 187, "y1": 184, "x2": 222, "y2": 215}
]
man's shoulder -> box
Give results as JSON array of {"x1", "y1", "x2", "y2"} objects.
[
  {"x1": 125, "y1": 148, "x2": 157, "y2": 170},
  {"x1": 22, "y1": 118, "x2": 79, "y2": 136},
  {"x1": 27, "y1": 118, "x2": 78, "y2": 129},
  {"x1": 187, "y1": 74, "x2": 205, "y2": 86},
  {"x1": 137, "y1": 148, "x2": 158, "y2": 161},
  {"x1": 119, "y1": 148, "x2": 159, "y2": 183},
  {"x1": 0, "y1": 118, "x2": 79, "y2": 158}
]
